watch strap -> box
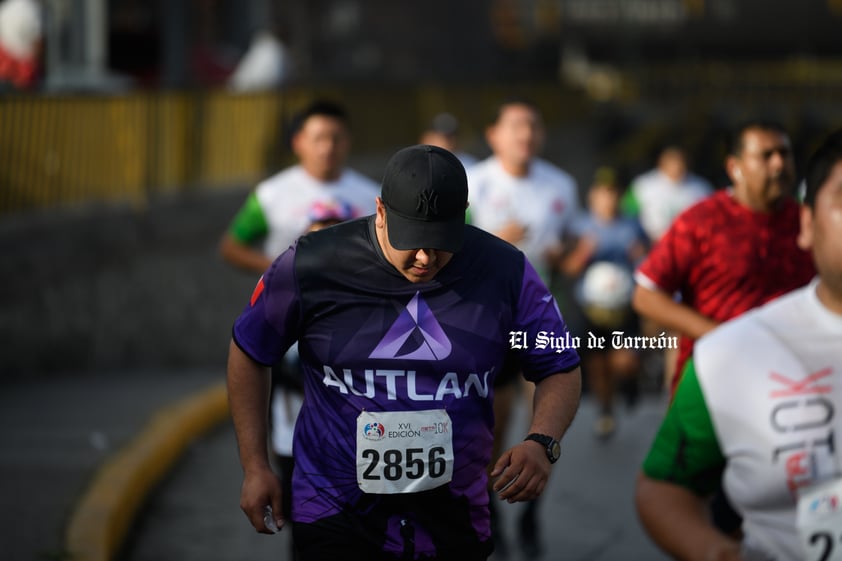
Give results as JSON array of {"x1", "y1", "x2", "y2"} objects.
[
  {"x1": 524, "y1": 433, "x2": 560, "y2": 463},
  {"x1": 524, "y1": 433, "x2": 552, "y2": 447}
]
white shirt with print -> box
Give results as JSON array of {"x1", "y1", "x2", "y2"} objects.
[
  {"x1": 256, "y1": 165, "x2": 379, "y2": 257},
  {"x1": 467, "y1": 156, "x2": 579, "y2": 279}
]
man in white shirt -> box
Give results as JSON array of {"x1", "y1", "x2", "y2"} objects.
[
  {"x1": 467, "y1": 98, "x2": 580, "y2": 559},
  {"x1": 622, "y1": 145, "x2": 713, "y2": 243},
  {"x1": 220, "y1": 100, "x2": 378, "y2": 269},
  {"x1": 467, "y1": 99, "x2": 579, "y2": 284},
  {"x1": 419, "y1": 112, "x2": 478, "y2": 169}
]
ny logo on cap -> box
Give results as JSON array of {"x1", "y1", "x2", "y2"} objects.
[{"x1": 416, "y1": 189, "x2": 439, "y2": 217}]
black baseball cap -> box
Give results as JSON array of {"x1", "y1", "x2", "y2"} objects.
[{"x1": 381, "y1": 145, "x2": 468, "y2": 253}]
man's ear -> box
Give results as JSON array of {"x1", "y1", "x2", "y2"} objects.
[
  {"x1": 485, "y1": 124, "x2": 497, "y2": 150},
  {"x1": 797, "y1": 204, "x2": 814, "y2": 251},
  {"x1": 290, "y1": 131, "x2": 303, "y2": 158},
  {"x1": 375, "y1": 197, "x2": 386, "y2": 227},
  {"x1": 726, "y1": 156, "x2": 742, "y2": 185}
]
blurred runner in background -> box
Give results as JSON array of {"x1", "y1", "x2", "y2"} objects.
[
  {"x1": 561, "y1": 167, "x2": 648, "y2": 439},
  {"x1": 467, "y1": 98, "x2": 580, "y2": 559}
]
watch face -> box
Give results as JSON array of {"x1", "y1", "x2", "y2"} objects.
[{"x1": 549, "y1": 441, "x2": 561, "y2": 461}]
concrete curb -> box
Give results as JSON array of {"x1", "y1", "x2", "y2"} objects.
[{"x1": 65, "y1": 381, "x2": 230, "y2": 561}]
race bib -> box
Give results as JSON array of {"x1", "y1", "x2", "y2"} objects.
[
  {"x1": 356, "y1": 409, "x2": 454, "y2": 494},
  {"x1": 797, "y1": 477, "x2": 842, "y2": 561}
]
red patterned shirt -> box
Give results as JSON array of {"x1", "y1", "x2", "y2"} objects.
[{"x1": 635, "y1": 189, "x2": 815, "y2": 394}]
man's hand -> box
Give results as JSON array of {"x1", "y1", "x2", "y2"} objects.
[
  {"x1": 240, "y1": 465, "x2": 285, "y2": 534},
  {"x1": 496, "y1": 220, "x2": 528, "y2": 245},
  {"x1": 489, "y1": 440, "x2": 551, "y2": 503}
]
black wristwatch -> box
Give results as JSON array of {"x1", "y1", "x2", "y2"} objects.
[{"x1": 524, "y1": 433, "x2": 561, "y2": 464}]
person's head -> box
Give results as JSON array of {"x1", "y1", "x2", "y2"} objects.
[
  {"x1": 485, "y1": 97, "x2": 544, "y2": 176},
  {"x1": 419, "y1": 112, "x2": 460, "y2": 154},
  {"x1": 800, "y1": 129, "x2": 842, "y2": 306},
  {"x1": 588, "y1": 167, "x2": 621, "y2": 221},
  {"x1": 725, "y1": 120, "x2": 795, "y2": 212},
  {"x1": 305, "y1": 198, "x2": 354, "y2": 233},
  {"x1": 656, "y1": 146, "x2": 688, "y2": 183},
  {"x1": 375, "y1": 145, "x2": 469, "y2": 283},
  {"x1": 289, "y1": 100, "x2": 352, "y2": 182}
]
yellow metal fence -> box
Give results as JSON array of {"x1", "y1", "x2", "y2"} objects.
[
  {"x1": 0, "y1": 83, "x2": 588, "y2": 215},
  {"x1": 0, "y1": 92, "x2": 292, "y2": 213},
  {"x1": 4, "y1": 69, "x2": 839, "y2": 215},
  {"x1": 1, "y1": 95, "x2": 145, "y2": 210}
]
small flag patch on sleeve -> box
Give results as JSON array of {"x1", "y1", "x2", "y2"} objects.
[{"x1": 250, "y1": 276, "x2": 265, "y2": 306}]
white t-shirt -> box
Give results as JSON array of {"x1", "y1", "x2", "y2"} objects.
[
  {"x1": 695, "y1": 281, "x2": 842, "y2": 561},
  {"x1": 255, "y1": 165, "x2": 379, "y2": 257},
  {"x1": 467, "y1": 156, "x2": 579, "y2": 279},
  {"x1": 627, "y1": 169, "x2": 712, "y2": 241}
]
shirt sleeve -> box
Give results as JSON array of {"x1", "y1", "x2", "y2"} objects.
[
  {"x1": 634, "y1": 212, "x2": 695, "y2": 293},
  {"x1": 512, "y1": 257, "x2": 581, "y2": 382},
  {"x1": 231, "y1": 244, "x2": 301, "y2": 365},
  {"x1": 641, "y1": 359, "x2": 725, "y2": 496},
  {"x1": 620, "y1": 185, "x2": 640, "y2": 217},
  {"x1": 228, "y1": 191, "x2": 269, "y2": 244}
]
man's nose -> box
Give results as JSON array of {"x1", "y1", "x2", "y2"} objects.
[
  {"x1": 416, "y1": 248, "x2": 436, "y2": 264},
  {"x1": 769, "y1": 152, "x2": 785, "y2": 170},
  {"x1": 768, "y1": 148, "x2": 791, "y2": 171}
]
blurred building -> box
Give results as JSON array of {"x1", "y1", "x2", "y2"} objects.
[
  {"x1": 6, "y1": 0, "x2": 842, "y2": 215},
  {"x1": 31, "y1": 0, "x2": 842, "y2": 91}
]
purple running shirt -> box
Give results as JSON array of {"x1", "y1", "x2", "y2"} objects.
[{"x1": 232, "y1": 217, "x2": 579, "y2": 557}]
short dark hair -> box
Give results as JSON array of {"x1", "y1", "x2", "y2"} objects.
[
  {"x1": 804, "y1": 128, "x2": 842, "y2": 209},
  {"x1": 289, "y1": 100, "x2": 350, "y2": 136},
  {"x1": 727, "y1": 120, "x2": 789, "y2": 157},
  {"x1": 491, "y1": 96, "x2": 540, "y2": 125}
]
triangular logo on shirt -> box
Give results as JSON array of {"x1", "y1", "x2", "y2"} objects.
[{"x1": 369, "y1": 292, "x2": 452, "y2": 360}]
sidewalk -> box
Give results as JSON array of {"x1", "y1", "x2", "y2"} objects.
[{"x1": 0, "y1": 369, "x2": 228, "y2": 561}]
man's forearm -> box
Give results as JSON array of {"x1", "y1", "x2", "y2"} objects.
[
  {"x1": 220, "y1": 233, "x2": 273, "y2": 275},
  {"x1": 632, "y1": 285, "x2": 718, "y2": 340},
  {"x1": 635, "y1": 474, "x2": 742, "y2": 561},
  {"x1": 226, "y1": 340, "x2": 273, "y2": 473},
  {"x1": 529, "y1": 367, "x2": 582, "y2": 440}
]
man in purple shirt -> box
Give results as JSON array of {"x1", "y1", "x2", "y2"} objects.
[{"x1": 227, "y1": 144, "x2": 582, "y2": 561}]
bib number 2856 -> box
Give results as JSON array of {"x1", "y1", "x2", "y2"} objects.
[
  {"x1": 361, "y1": 446, "x2": 447, "y2": 481},
  {"x1": 356, "y1": 410, "x2": 454, "y2": 494}
]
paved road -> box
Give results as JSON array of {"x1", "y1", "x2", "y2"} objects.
[
  {"x1": 122, "y1": 394, "x2": 673, "y2": 561},
  {"x1": 0, "y1": 370, "x2": 224, "y2": 561}
]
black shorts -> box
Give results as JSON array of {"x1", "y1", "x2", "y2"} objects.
[{"x1": 292, "y1": 489, "x2": 493, "y2": 561}]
